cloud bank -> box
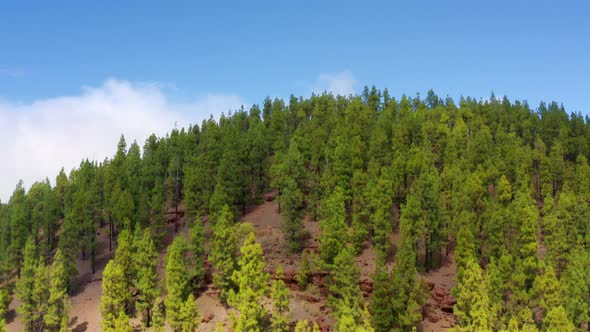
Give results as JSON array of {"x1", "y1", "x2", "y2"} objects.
[
  {"x1": 313, "y1": 70, "x2": 356, "y2": 96},
  {"x1": 0, "y1": 79, "x2": 245, "y2": 201}
]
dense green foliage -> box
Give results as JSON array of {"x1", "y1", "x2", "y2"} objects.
[
  {"x1": 1, "y1": 88, "x2": 590, "y2": 330},
  {"x1": 229, "y1": 232, "x2": 270, "y2": 331}
]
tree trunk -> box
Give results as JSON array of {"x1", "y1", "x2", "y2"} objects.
[
  {"x1": 174, "y1": 203, "x2": 179, "y2": 233},
  {"x1": 91, "y1": 235, "x2": 96, "y2": 274},
  {"x1": 109, "y1": 220, "x2": 113, "y2": 251}
]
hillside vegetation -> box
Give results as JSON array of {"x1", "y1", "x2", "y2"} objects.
[{"x1": 0, "y1": 88, "x2": 589, "y2": 331}]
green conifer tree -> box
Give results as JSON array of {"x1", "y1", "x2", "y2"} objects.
[
  {"x1": 189, "y1": 217, "x2": 206, "y2": 289},
  {"x1": 543, "y1": 306, "x2": 575, "y2": 332},
  {"x1": 454, "y1": 259, "x2": 494, "y2": 331},
  {"x1": 229, "y1": 233, "x2": 269, "y2": 330},
  {"x1": 134, "y1": 229, "x2": 159, "y2": 327},
  {"x1": 16, "y1": 237, "x2": 38, "y2": 332},
  {"x1": 45, "y1": 249, "x2": 71, "y2": 331},
  {"x1": 229, "y1": 233, "x2": 269, "y2": 331},
  {"x1": 282, "y1": 177, "x2": 305, "y2": 252},
  {"x1": 297, "y1": 250, "x2": 313, "y2": 290},
  {"x1": 559, "y1": 245, "x2": 589, "y2": 329},
  {"x1": 271, "y1": 265, "x2": 290, "y2": 332},
  {"x1": 165, "y1": 236, "x2": 191, "y2": 331},
  {"x1": 210, "y1": 205, "x2": 238, "y2": 303},
  {"x1": 319, "y1": 186, "x2": 348, "y2": 265},
  {"x1": 100, "y1": 260, "x2": 129, "y2": 331},
  {"x1": 112, "y1": 311, "x2": 133, "y2": 332},
  {"x1": 179, "y1": 294, "x2": 200, "y2": 332},
  {"x1": 31, "y1": 258, "x2": 49, "y2": 331},
  {"x1": 370, "y1": 265, "x2": 394, "y2": 332},
  {"x1": 329, "y1": 246, "x2": 365, "y2": 327},
  {"x1": 531, "y1": 264, "x2": 561, "y2": 318},
  {"x1": 152, "y1": 297, "x2": 165, "y2": 332}
]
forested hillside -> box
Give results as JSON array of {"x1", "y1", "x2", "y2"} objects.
[{"x1": 0, "y1": 88, "x2": 589, "y2": 331}]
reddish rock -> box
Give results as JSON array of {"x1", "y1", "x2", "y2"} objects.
[
  {"x1": 431, "y1": 285, "x2": 448, "y2": 304},
  {"x1": 286, "y1": 283, "x2": 300, "y2": 291},
  {"x1": 306, "y1": 294, "x2": 321, "y2": 303},
  {"x1": 424, "y1": 305, "x2": 441, "y2": 323},
  {"x1": 440, "y1": 295, "x2": 457, "y2": 313},
  {"x1": 428, "y1": 312, "x2": 441, "y2": 323},
  {"x1": 316, "y1": 318, "x2": 328, "y2": 332},
  {"x1": 426, "y1": 297, "x2": 438, "y2": 307},
  {"x1": 264, "y1": 192, "x2": 277, "y2": 202},
  {"x1": 283, "y1": 269, "x2": 297, "y2": 283},
  {"x1": 202, "y1": 313, "x2": 214, "y2": 323},
  {"x1": 430, "y1": 284, "x2": 455, "y2": 315},
  {"x1": 359, "y1": 277, "x2": 374, "y2": 296}
]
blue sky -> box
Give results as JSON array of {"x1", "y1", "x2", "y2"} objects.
[
  {"x1": 1, "y1": 1, "x2": 588, "y2": 110},
  {"x1": 0, "y1": 0, "x2": 589, "y2": 200}
]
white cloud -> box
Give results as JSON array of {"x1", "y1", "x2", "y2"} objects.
[
  {"x1": 0, "y1": 79, "x2": 245, "y2": 202},
  {"x1": 312, "y1": 70, "x2": 356, "y2": 96}
]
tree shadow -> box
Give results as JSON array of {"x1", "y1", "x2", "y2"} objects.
[
  {"x1": 72, "y1": 322, "x2": 88, "y2": 332},
  {"x1": 5, "y1": 308, "x2": 16, "y2": 324}
]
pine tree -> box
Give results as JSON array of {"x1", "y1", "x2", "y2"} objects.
[
  {"x1": 213, "y1": 321, "x2": 225, "y2": 332},
  {"x1": 370, "y1": 265, "x2": 394, "y2": 332},
  {"x1": 513, "y1": 191, "x2": 539, "y2": 287},
  {"x1": 16, "y1": 237, "x2": 38, "y2": 332},
  {"x1": 189, "y1": 217, "x2": 206, "y2": 289},
  {"x1": 336, "y1": 305, "x2": 374, "y2": 332},
  {"x1": 112, "y1": 311, "x2": 133, "y2": 332},
  {"x1": 210, "y1": 205, "x2": 238, "y2": 303},
  {"x1": 45, "y1": 249, "x2": 71, "y2": 331},
  {"x1": 297, "y1": 250, "x2": 313, "y2": 290},
  {"x1": 329, "y1": 246, "x2": 364, "y2": 327},
  {"x1": 454, "y1": 212, "x2": 476, "y2": 278},
  {"x1": 9, "y1": 181, "x2": 29, "y2": 278},
  {"x1": 559, "y1": 245, "x2": 589, "y2": 329},
  {"x1": 58, "y1": 298, "x2": 70, "y2": 332},
  {"x1": 134, "y1": 229, "x2": 159, "y2": 328},
  {"x1": 179, "y1": 294, "x2": 200, "y2": 332},
  {"x1": 370, "y1": 206, "x2": 392, "y2": 259},
  {"x1": 408, "y1": 166, "x2": 441, "y2": 271},
  {"x1": 543, "y1": 306, "x2": 575, "y2": 332},
  {"x1": 531, "y1": 264, "x2": 561, "y2": 318},
  {"x1": 100, "y1": 260, "x2": 129, "y2": 331},
  {"x1": 454, "y1": 259, "x2": 494, "y2": 331},
  {"x1": 58, "y1": 214, "x2": 79, "y2": 292},
  {"x1": 31, "y1": 258, "x2": 49, "y2": 331},
  {"x1": 319, "y1": 186, "x2": 348, "y2": 265},
  {"x1": 0, "y1": 288, "x2": 8, "y2": 323},
  {"x1": 390, "y1": 218, "x2": 427, "y2": 331},
  {"x1": 294, "y1": 320, "x2": 321, "y2": 332},
  {"x1": 112, "y1": 189, "x2": 135, "y2": 232},
  {"x1": 543, "y1": 209, "x2": 569, "y2": 275},
  {"x1": 152, "y1": 297, "x2": 165, "y2": 332},
  {"x1": 229, "y1": 233, "x2": 269, "y2": 330},
  {"x1": 115, "y1": 228, "x2": 134, "y2": 282},
  {"x1": 165, "y1": 236, "x2": 191, "y2": 331},
  {"x1": 271, "y1": 265, "x2": 290, "y2": 332},
  {"x1": 150, "y1": 181, "x2": 167, "y2": 249},
  {"x1": 282, "y1": 177, "x2": 305, "y2": 252}
]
